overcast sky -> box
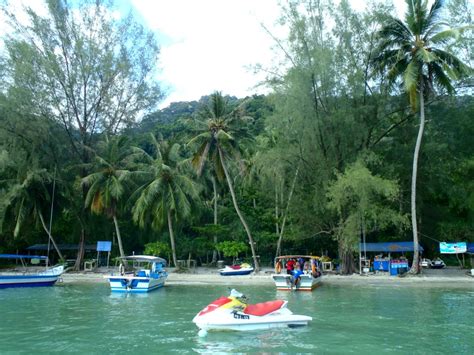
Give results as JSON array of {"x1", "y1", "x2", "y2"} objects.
[
  {"x1": 1, "y1": 0, "x2": 407, "y2": 108},
  {"x1": 129, "y1": 0, "x2": 408, "y2": 108},
  {"x1": 129, "y1": 0, "x2": 283, "y2": 107}
]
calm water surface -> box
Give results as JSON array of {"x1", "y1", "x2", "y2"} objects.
[{"x1": 1, "y1": 282, "x2": 473, "y2": 353}]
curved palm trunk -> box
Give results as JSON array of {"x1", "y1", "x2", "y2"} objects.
[
  {"x1": 38, "y1": 210, "x2": 65, "y2": 261},
  {"x1": 74, "y1": 228, "x2": 85, "y2": 271},
  {"x1": 275, "y1": 167, "x2": 299, "y2": 259},
  {"x1": 167, "y1": 210, "x2": 178, "y2": 268},
  {"x1": 217, "y1": 147, "x2": 259, "y2": 273},
  {"x1": 112, "y1": 215, "x2": 125, "y2": 259},
  {"x1": 409, "y1": 84, "x2": 424, "y2": 274}
]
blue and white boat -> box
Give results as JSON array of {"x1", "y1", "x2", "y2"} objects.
[
  {"x1": 0, "y1": 254, "x2": 64, "y2": 288},
  {"x1": 106, "y1": 255, "x2": 168, "y2": 293}
]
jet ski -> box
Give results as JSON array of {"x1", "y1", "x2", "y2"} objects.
[
  {"x1": 219, "y1": 263, "x2": 254, "y2": 276},
  {"x1": 192, "y1": 289, "x2": 312, "y2": 332}
]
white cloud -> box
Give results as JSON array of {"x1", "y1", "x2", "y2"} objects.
[{"x1": 130, "y1": 0, "x2": 281, "y2": 107}]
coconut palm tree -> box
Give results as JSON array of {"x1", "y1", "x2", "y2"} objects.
[
  {"x1": 372, "y1": 0, "x2": 471, "y2": 273},
  {"x1": 188, "y1": 92, "x2": 260, "y2": 272},
  {"x1": 82, "y1": 136, "x2": 134, "y2": 259},
  {"x1": 132, "y1": 135, "x2": 200, "y2": 267},
  {"x1": 0, "y1": 163, "x2": 64, "y2": 261}
]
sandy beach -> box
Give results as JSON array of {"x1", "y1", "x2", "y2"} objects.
[{"x1": 61, "y1": 266, "x2": 474, "y2": 288}]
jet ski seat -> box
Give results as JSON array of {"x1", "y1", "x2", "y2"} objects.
[{"x1": 243, "y1": 300, "x2": 285, "y2": 316}]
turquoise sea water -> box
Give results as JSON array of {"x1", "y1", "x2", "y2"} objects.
[{"x1": 1, "y1": 282, "x2": 473, "y2": 353}]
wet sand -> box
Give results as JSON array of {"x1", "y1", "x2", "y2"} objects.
[{"x1": 61, "y1": 266, "x2": 474, "y2": 287}]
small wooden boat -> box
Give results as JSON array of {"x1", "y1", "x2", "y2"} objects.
[
  {"x1": 219, "y1": 263, "x2": 254, "y2": 276},
  {"x1": 272, "y1": 255, "x2": 323, "y2": 291},
  {"x1": 0, "y1": 254, "x2": 64, "y2": 288},
  {"x1": 106, "y1": 255, "x2": 168, "y2": 293}
]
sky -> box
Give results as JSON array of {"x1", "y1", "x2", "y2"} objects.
[
  {"x1": 1, "y1": 0, "x2": 408, "y2": 108},
  {"x1": 129, "y1": 0, "x2": 408, "y2": 108},
  {"x1": 129, "y1": 0, "x2": 283, "y2": 107}
]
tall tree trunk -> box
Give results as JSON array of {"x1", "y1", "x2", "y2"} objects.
[
  {"x1": 38, "y1": 210, "x2": 64, "y2": 261},
  {"x1": 338, "y1": 240, "x2": 355, "y2": 275},
  {"x1": 167, "y1": 210, "x2": 178, "y2": 268},
  {"x1": 275, "y1": 168, "x2": 299, "y2": 259},
  {"x1": 74, "y1": 228, "x2": 85, "y2": 271},
  {"x1": 409, "y1": 83, "x2": 424, "y2": 274},
  {"x1": 112, "y1": 214, "x2": 125, "y2": 259},
  {"x1": 211, "y1": 176, "x2": 218, "y2": 264},
  {"x1": 218, "y1": 147, "x2": 259, "y2": 273},
  {"x1": 275, "y1": 182, "x2": 280, "y2": 239}
]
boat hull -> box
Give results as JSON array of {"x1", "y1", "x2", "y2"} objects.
[
  {"x1": 272, "y1": 274, "x2": 322, "y2": 291},
  {"x1": 107, "y1": 275, "x2": 167, "y2": 293},
  {"x1": 0, "y1": 265, "x2": 64, "y2": 289},
  {"x1": 194, "y1": 315, "x2": 312, "y2": 331},
  {"x1": 219, "y1": 266, "x2": 254, "y2": 276}
]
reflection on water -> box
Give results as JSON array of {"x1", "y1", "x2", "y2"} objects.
[{"x1": 0, "y1": 282, "x2": 473, "y2": 353}]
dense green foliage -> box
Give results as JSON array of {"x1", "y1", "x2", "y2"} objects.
[{"x1": 0, "y1": 0, "x2": 472, "y2": 271}]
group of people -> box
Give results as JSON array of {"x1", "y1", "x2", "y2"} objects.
[{"x1": 274, "y1": 257, "x2": 322, "y2": 287}]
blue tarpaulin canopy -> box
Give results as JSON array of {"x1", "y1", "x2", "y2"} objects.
[
  {"x1": 359, "y1": 242, "x2": 423, "y2": 253},
  {"x1": 26, "y1": 244, "x2": 96, "y2": 251},
  {"x1": 467, "y1": 243, "x2": 474, "y2": 254},
  {"x1": 0, "y1": 254, "x2": 48, "y2": 260}
]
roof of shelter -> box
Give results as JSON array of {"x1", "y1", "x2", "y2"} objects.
[
  {"x1": 467, "y1": 243, "x2": 474, "y2": 254},
  {"x1": 26, "y1": 244, "x2": 97, "y2": 251},
  {"x1": 359, "y1": 242, "x2": 424, "y2": 252}
]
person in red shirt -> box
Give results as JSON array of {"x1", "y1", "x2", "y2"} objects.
[{"x1": 286, "y1": 259, "x2": 295, "y2": 275}]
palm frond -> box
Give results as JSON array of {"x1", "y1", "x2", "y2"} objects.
[
  {"x1": 423, "y1": 0, "x2": 444, "y2": 34},
  {"x1": 431, "y1": 48, "x2": 472, "y2": 76},
  {"x1": 403, "y1": 60, "x2": 420, "y2": 93},
  {"x1": 416, "y1": 47, "x2": 436, "y2": 63}
]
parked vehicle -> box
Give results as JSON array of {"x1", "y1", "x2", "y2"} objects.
[
  {"x1": 430, "y1": 258, "x2": 446, "y2": 269},
  {"x1": 420, "y1": 258, "x2": 432, "y2": 268}
]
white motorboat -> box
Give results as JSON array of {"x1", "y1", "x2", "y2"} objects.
[
  {"x1": 192, "y1": 289, "x2": 312, "y2": 332},
  {"x1": 219, "y1": 263, "x2": 254, "y2": 276},
  {"x1": 0, "y1": 254, "x2": 64, "y2": 288},
  {"x1": 105, "y1": 255, "x2": 167, "y2": 293},
  {"x1": 272, "y1": 255, "x2": 323, "y2": 291}
]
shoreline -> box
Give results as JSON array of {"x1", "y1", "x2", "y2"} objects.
[{"x1": 61, "y1": 267, "x2": 474, "y2": 287}]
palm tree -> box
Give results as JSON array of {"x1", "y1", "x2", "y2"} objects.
[
  {"x1": 372, "y1": 0, "x2": 471, "y2": 273},
  {"x1": 188, "y1": 92, "x2": 260, "y2": 272},
  {"x1": 132, "y1": 135, "x2": 200, "y2": 267},
  {"x1": 0, "y1": 164, "x2": 64, "y2": 261},
  {"x1": 82, "y1": 136, "x2": 134, "y2": 259}
]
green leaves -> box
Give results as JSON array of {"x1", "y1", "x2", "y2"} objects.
[{"x1": 216, "y1": 240, "x2": 248, "y2": 258}]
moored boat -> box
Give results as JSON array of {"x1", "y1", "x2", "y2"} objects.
[
  {"x1": 192, "y1": 289, "x2": 311, "y2": 333},
  {"x1": 106, "y1": 255, "x2": 167, "y2": 293},
  {"x1": 219, "y1": 262, "x2": 254, "y2": 276},
  {"x1": 272, "y1": 255, "x2": 323, "y2": 291},
  {"x1": 0, "y1": 254, "x2": 64, "y2": 288}
]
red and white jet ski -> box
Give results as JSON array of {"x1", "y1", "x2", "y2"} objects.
[{"x1": 192, "y1": 289, "x2": 312, "y2": 332}]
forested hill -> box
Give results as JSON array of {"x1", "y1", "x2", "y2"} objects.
[{"x1": 137, "y1": 95, "x2": 244, "y2": 132}]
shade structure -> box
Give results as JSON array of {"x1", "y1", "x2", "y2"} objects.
[{"x1": 359, "y1": 242, "x2": 423, "y2": 253}]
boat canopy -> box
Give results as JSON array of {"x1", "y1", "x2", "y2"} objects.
[
  {"x1": 122, "y1": 255, "x2": 167, "y2": 264},
  {"x1": 0, "y1": 254, "x2": 48, "y2": 260},
  {"x1": 275, "y1": 255, "x2": 320, "y2": 261},
  {"x1": 359, "y1": 242, "x2": 424, "y2": 253}
]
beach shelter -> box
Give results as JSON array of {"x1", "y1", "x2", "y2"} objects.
[{"x1": 358, "y1": 242, "x2": 424, "y2": 274}]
